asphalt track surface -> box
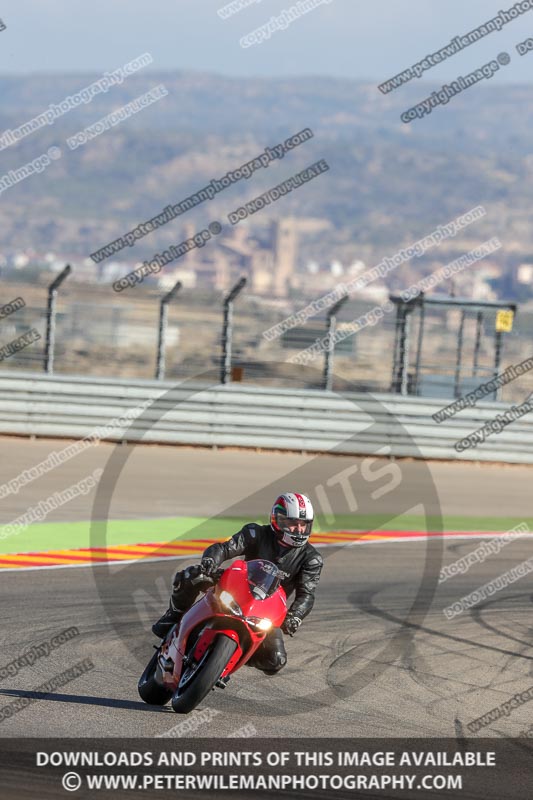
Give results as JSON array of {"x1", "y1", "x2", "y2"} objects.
[
  {"x1": 0, "y1": 436, "x2": 532, "y2": 520},
  {"x1": 1, "y1": 439, "x2": 533, "y2": 738}
]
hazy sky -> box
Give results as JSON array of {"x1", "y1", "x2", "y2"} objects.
[{"x1": 2, "y1": 0, "x2": 533, "y2": 82}]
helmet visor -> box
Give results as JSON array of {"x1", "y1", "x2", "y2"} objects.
[{"x1": 277, "y1": 514, "x2": 312, "y2": 538}]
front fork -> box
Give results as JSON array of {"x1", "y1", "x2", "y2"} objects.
[{"x1": 192, "y1": 627, "x2": 243, "y2": 677}]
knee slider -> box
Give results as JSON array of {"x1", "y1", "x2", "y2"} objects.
[
  {"x1": 263, "y1": 662, "x2": 285, "y2": 675},
  {"x1": 271, "y1": 649, "x2": 287, "y2": 671}
]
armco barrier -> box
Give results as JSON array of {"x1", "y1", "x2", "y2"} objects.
[{"x1": 0, "y1": 371, "x2": 532, "y2": 463}]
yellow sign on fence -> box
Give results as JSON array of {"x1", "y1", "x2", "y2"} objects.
[{"x1": 495, "y1": 309, "x2": 514, "y2": 333}]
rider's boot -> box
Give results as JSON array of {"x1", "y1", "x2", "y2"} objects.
[{"x1": 151, "y1": 601, "x2": 185, "y2": 639}]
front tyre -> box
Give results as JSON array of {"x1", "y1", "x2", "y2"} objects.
[
  {"x1": 171, "y1": 635, "x2": 237, "y2": 714},
  {"x1": 138, "y1": 649, "x2": 173, "y2": 706}
]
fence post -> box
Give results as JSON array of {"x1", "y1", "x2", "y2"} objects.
[
  {"x1": 454, "y1": 309, "x2": 466, "y2": 398},
  {"x1": 323, "y1": 296, "x2": 348, "y2": 391},
  {"x1": 472, "y1": 311, "x2": 483, "y2": 377},
  {"x1": 391, "y1": 303, "x2": 404, "y2": 392},
  {"x1": 399, "y1": 308, "x2": 412, "y2": 396},
  {"x1": 155, "y1": 281, "x2": 182, "y2": 380},
  {"x1": 493, "y1": 330, "x2": 503, "y2": 400},
  {"x1": 220, "y1": 277, "x2": 246, "y2": 385},
  {"x1": 44, "y1": 265, "x2": 71, "y2": 374},
  {"x1": 391, "y1": 302, "x2": 410, "y2": 393},
  {"x1": 413, "y1": 292, "x2": 425, "y2": 396}
]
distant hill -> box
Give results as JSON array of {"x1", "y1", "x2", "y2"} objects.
[{"x1": 0, "y1": 70, "x2": 532, "y2": 286}]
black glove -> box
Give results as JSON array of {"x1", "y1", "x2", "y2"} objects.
[
  {"x1": 183, "y1": 563, "x2": 204, "y2": 582},
  {"x1": 201, "y1": 557, "x2": 217, "y2": 576},
  {"x1": 282, "y1": 613, "x2": 302, "y2": 636}
]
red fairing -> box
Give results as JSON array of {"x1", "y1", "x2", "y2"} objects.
[
  {"x1": 217, "y1": 560, "x2": 287, "y2": 628},
  {"x1": 159, "y1": 559, "x2": 287, "y2": 689},
  {"x1": 161, "y1": 593, "x2": 220, "y2": 686}
]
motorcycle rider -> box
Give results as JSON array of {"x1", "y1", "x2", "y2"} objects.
[{"x1": 152, "y1": 492, "x2": 323, "y2": 675}]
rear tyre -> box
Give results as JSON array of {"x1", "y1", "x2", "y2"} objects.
[
  {"x1": 138, "y1": 649, "x2": 173, "y2": 706},
  {"x1": 171, "y1": 635, "x2": 237, "y2": 714}
]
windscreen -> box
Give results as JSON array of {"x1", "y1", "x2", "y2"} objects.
[{"x1": 246, "y1": 559, "x2": 282, "y2": 600}]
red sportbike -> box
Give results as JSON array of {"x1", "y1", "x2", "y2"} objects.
[{"x1": 138, "y1": 559, "x2": 287, "y2": 713}]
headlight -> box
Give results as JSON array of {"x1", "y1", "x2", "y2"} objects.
[
  {"x1": 246, "y1": 617, "x2": 272, "y2": 631},
  {"x1": 219, "y1": 591, "x2": 242, "y2": 616}
]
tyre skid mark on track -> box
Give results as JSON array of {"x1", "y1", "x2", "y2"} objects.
[
  {"x1": 471, "y1": 595, "x2": 533, "y2": 653},
  {"x1": 352, "y1": 588, "x2": 533, "y2": 665},
  {"x1": 350, "y1": 589, "x2": 533, "y2": 729},
  {"x1": 0, "y1": 529, "x2": 513, "y2": 571},
  {"x1": 402, "y1": 642, "x2": 462, "y2": 734}
]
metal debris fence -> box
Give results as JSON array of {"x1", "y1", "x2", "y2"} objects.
[{"x1": 1, "y1": 270, "x2": 532, "y2": 404}]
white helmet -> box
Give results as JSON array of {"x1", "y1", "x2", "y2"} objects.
[{"x1": 270, "y1": 492, "x2": 314, "y2": 548}]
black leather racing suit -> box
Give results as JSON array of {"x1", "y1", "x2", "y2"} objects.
[{"x1": 170, "y1": 523, "x2": 323, "y2": 674}]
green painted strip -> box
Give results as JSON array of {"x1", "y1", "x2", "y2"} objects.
[
  {"x1": 0, "y1": 516, "x2": 233, "y2": 556},
  {"x1": 0, "y1": 513, "x2": 530, "y2": 556}
]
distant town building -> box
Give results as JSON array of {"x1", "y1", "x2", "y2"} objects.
[{"x1": 272, "y1": 218, "x2": 297, "y2": 297}]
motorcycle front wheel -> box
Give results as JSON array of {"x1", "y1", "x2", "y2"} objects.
[{"x1": 171, "y1": 634, "x2": 237, "y2": 714}]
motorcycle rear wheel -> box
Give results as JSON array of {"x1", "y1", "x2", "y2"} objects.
[
  {"x1": 171, "y1": 634, "x2": 237, "y2": 714},
  {"x1": 138, "y1": 649, "x2": 173, "y2": 706}
]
